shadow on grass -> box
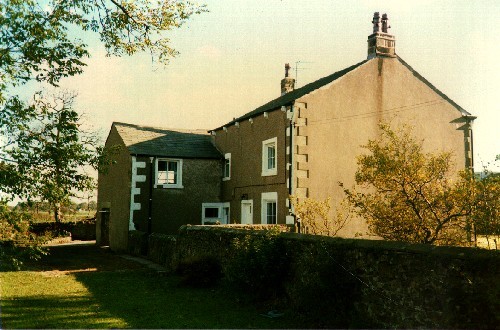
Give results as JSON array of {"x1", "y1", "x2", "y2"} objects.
[
  {"x1": 73, "y1": 269, "x2": 295, "y2": 329},
  {"x1": 6, "y1": 243, "x2": 298, "y2": 329},
  {"x1": 1, "y1": 295, "x2": 127, "y2": 329},
  {"x1": 25, "y1": 243, "x2": 144, "y2": 272}
]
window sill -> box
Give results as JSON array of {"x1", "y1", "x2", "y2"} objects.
[
  {"x1": 154, "y1": 184, "x2": 184, "y2": 189},
  {"x1": 261, "y1": 170, "x2": 277, "y2": 177},
  {"x1": 222, "y1": 177, "x2": 231, "y2": 181}
]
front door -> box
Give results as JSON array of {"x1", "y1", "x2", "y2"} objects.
[
  {"x1": 241, "y1": 200, "x2": 253, "y2": 224},
  {"x1": 99, "y1": 208, "x2": 110, "y2": 246}
]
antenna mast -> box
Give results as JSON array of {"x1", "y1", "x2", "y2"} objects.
[{"x1": 294, "y1": 61, "x2": 313, "y2": 88}]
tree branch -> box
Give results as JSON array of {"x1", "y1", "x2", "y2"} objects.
[{"x1": 108, "y1": 0, "x2": 140, "y2": 25}]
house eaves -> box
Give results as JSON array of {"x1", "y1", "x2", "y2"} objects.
[{"x1": 212, "y1": 59, "x2": 370, "y2": 132}]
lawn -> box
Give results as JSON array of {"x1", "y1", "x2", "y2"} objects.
[{"x1": 0, "y1": 244, "x2": 298, "y2": 329}]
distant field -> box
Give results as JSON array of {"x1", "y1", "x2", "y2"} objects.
[{"x1": 29, "y1": 211, "x2": 96, "y2": 223}]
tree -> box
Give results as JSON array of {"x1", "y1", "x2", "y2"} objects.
[
  {"x1": 0, "y1": 0, "x2": 207, "y2": 101},
  {"x1": 289, "y1": 195, "x2": 350, "y2": 236},
  {"x1": 471, "y1": 157, "x2": 500, "y2": 247},
  {"x1": 341, "y1": 123, "x2": 474, "y2": 245},
  {"x1": 3, "y1": 90, "x2": 103, "y2": 224}
]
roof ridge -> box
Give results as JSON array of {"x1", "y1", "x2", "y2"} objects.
[
  {"x1": 212, "y1": 58, "x2": 370, "y2": 131},
  {"x1": 113, "y1": 121, "x2": 210, "y2": 134}
]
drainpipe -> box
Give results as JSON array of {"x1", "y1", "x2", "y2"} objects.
[
  {"x1": 465, "y1": 116, "x2": 476, "y2": 245},
  {"x1": 288, "y1": 103, "x2": 299, "y2": 233},
  {"x1": 148, "y1": 157, "x2": 154, "y2": 235}
]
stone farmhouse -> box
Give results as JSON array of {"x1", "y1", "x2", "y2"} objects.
[{"x1": 97, "y1": 13, "x2": 475, "y2": 251}]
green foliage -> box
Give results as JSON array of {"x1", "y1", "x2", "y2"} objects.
[
  {"x1": 226, "y1": 230, "x2": 290, "y2": 300},
  {"x1": 0, "y1": 200, "x2": 47, "y2": 270},
  {"x1": 176, "y1": 255, "x2": 222, "y2": 288},
  {"x1": 1, "y1": 91, "x2": 104, "y2": 223},
  {"x1": 1, "y1": 0, "x2": 205, "y2": 216},
  {"x1": 289, "y1": 195, "x2": 350, "y2": 236},
  {"x1": 0, "y1": 0, "x2": 207, "y2": 101},
  {"x1": 342, "y1": 123, "x2": 474, "y2": 245},
  {"x1": 472, "y1": 158, "x2": 500, "y2": 236}
]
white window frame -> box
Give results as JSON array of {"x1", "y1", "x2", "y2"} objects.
[
  {"x1": 261, "y1": 137, "x2": 277, "y2": 176},
  {"x1": 223, "y1": 153, "x2": 231, "y2": 181},
  {"x1": 201, "y1": 202, "x2": 230, "y2": 224},
  {"x1": 261, "y1": 192, "x2": 278, "y2": 224},
  {"x1": 154, "y1": 158, "x2": 183, "y2": 189}
]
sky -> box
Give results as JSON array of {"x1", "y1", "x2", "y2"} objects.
[{"x1": 20, "y1": 0, "x2": 500, "y2": 170}]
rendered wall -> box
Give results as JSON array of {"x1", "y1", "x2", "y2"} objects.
[
  {"x1": 295, "y1": 57, "x2": 470, "y2": 237},
  {"x1": 97, "y1": 126, "x2": 132, "y2": 251}
]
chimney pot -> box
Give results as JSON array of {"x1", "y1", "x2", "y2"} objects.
[
  {"x1": 367, "y1": 11, "x2": 396, "y2": 59},
  {"x1": 281, "y1": 63, "x2": 295, "y2": 95}
]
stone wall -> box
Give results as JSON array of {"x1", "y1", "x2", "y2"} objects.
[
  {"x1": 128, "y1": 226, "x2": 499, "y2": 328},
  {"x1": 31, "y1": 219, "x2": 96, "y2": 241}
]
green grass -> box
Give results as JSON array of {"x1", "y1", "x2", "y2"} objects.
[{"x1": 0, "y1": 244, "x2": 300, "y2": 329}]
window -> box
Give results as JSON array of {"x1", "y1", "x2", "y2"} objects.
[
  {"x1": 202, "y1": 203, "x2": 230, "y2": 224},
  {"x1": 155, "y1": 159, "x2": 183, "y2": 188},
  {"x1": 262, "y1": 137, "x2": 277, "y2": 176},
  {"x1": 261, "y1": 192, "x2": 278, "y2": 224},
  {"x1": 204, "y1": 207, "x2": 219, "y2": 218},
  {"x1": 266, "y1": 201, "x2": 277, "y2": 224},
  {"x1": 223, "y1": 153, "x2": 231, "y2": 181}
]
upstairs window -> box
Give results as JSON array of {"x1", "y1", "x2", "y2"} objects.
[
  {"x1": 262, "y1": 137, "x2": 277, "y2": 176},
  {"x1": 223, "y1": 153, "x2": 231, "y2": 181},
  {"x1": 155, "y1": 159, "x2": 183, "y2": 188},
  {"x1": 267, "y1": 145, "x2": 275, "y2": 169}
]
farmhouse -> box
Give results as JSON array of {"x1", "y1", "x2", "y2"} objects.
[
  {"x1": 97, "y1": 12, "x2": 475, "y2": 250},
  {"x1": 97, "y1": 122, "x2": 222, "y2": 250}
]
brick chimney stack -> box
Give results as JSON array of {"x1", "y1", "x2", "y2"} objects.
[
  {"x1": 281, "y1": 63, "x2": 295, "y2": 95},
  {"x1": 367, "y1": 12, "x2": 396, "y2": 59}
]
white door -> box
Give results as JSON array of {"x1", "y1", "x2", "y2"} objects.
[{"x1": 241, "y1": 200, "x2": 253, "y2": 224}]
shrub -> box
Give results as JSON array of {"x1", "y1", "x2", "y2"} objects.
[
  {"x1": 225, "y1": 229, "x2": 290, "y2": 300},
  {"x1": 176, "y1": 255, "x2": 222, "y2": 288},
  {"x1": 0, "y1": 201, "x2": 47, "y2": 270}
]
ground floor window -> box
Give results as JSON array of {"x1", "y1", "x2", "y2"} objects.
[
  {"x1": 202, "y1": 202, "x2": 230, "y2": 224},
  {"x1": 261, "y1": 192, "x2": 278, "y2": 224},
  {"x1": 266, "y1": 201, "x2": 277, "y2": 224}
]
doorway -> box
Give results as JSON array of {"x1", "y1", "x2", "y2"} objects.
[
  {"x1": 241, "y1": 200, "x2": 253, "y2": 224},
  {"x1": 99, "y1": 208, "x2": 110, "y2": 246}
]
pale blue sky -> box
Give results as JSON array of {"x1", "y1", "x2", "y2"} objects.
[{"x1": 21, "y1": 0, "x2": 500, "y2": 169}]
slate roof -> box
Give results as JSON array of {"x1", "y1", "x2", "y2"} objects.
[
  {"x1": 113, "y1": 122, "x2": 222, "y2": 159},
  {"x1": 212, "y1": 56, "x2": 473, "y2": 131},
  {"x1": 212, "y1": 59, "x2": 369, "y2": 131}
]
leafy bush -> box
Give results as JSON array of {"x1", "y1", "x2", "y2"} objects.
[
  {"x1": 176, "y1": 255, "x2": 222, "y2": 288},
  {"x1": 225, "y1": 229, "x2": 290, "y2": 300},
  {"x1": 0, "y1": 201, "x2": 47, "y2": 270}
]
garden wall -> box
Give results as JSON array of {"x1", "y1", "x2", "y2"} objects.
[
  {"x1": 128, "y1": 225, "x2": 499, "y2": 328},
  {"x1": 31, "y1": 219, "x2": 96, "y2": 240}
]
